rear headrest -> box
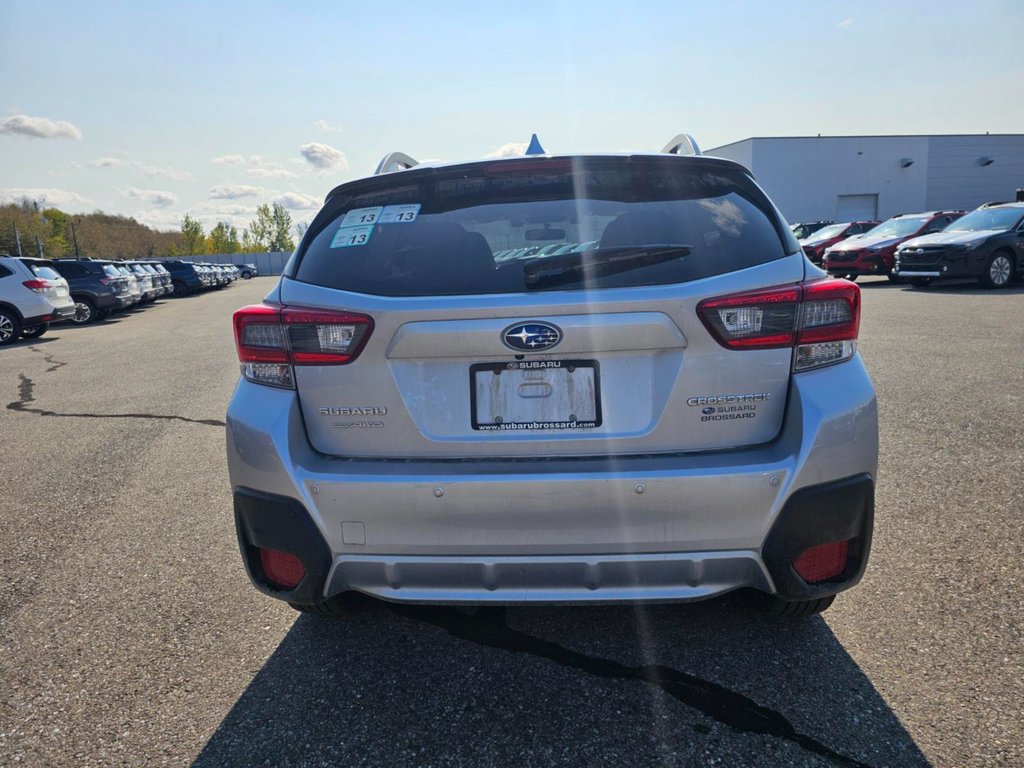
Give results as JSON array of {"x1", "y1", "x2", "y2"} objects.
[{"x1": 599, "y1": 210, "x2": 677, "y2": 248}]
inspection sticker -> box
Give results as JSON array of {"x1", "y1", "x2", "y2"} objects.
[
  {"x1": 339, "y1": 206, "x2": 384, "y2": 227},
  {"x1": 378, "y1": 204, "x2": 420, "y2": 224},
  {"x1": 330, "y1": 224, "x2": 374, "y2": 248}
]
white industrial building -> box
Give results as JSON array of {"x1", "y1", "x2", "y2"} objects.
[{"x1": 707, "y1": 134, "x2": 1024, "y2": 223}]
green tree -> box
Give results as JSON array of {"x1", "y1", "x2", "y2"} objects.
[
  {"x1": 208, "y1": 221, "x2": 241, "y2": 253},
  {"x1": 269, "y1": 202, "x2": 295, "y2": 251},
  {"x1": 181, "y1": 214, "x2": 206, "y2": 255},
  {"x1": 243, "y1": 203, "x2": 294, "y2": 252},
  {"x1": 244, "y1": 205, "x2": 272, "y2": 251}
]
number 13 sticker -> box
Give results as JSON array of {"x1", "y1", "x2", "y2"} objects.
[
  {"x1": 339, "y1": 207, "x2": 383, "y2": 227},
  {"x1": 330, "y1": 224, "x2": 374, "y2": 248}
]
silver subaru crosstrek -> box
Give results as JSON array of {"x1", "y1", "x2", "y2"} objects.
[{"x1": 227, "y1": 137, "x2": 878, "y2": 618}]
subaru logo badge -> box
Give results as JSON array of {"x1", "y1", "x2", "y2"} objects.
[{"x1": 502, "y1": 322, "x2": 562, "y2": 352}]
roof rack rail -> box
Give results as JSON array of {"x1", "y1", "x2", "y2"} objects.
[
  {"x1": 661, "y1": 133, "x2": 701, "y2": 157},
  {"x1": 980, "y1": 200, "x2": 1011, "y2": 208},
  {"x1": 374, "y1": 151, "x2": 419, "y2": 175}
]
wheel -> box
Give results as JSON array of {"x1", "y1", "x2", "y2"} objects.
[
  {"x1": 241, "y1": 270, "x2": 252, "y2": 279},
  {"x1": 909, "y1": 277, "x2": 933, "y2": 288},
  {"x1": 887, "y1": 274, "x2": 903, "y2": 284},
  {"x1": 172, "y1": 281, "x2": 190, "y2": 298},
  {"x1": 980, "y1": 251, "x2": 1014, "y2": 289},
  {"x1": 747, "y1": 592, "x2": 835, "y2": 617},
  {"x1": 20, "y1": 323, "x2": 48, "y2": 339},
  {"x1": 838, "y1": 273, "x2": 858, "y2": 282},
  {"x1": 0, "y1": 309, "x2": 21, "y2": 346},
  {"x1": 71, "y1": 297, "x2": 97, "y2": 324},
  {"x1": 288, "y1": 592, "x2": 369, "y2": 617}
]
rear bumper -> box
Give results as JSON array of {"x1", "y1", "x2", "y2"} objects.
[{"x1": 227, "y1": 357, "x2": 878, "y2": 605}]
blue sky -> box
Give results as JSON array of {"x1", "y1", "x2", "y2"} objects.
[{"x1": 1, "y1": 0, "x2": 1021, "y2": 232}]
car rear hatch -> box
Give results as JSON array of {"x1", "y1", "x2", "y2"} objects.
[
  {"x1": 20, "y1": 260, "x2": 73, "y2": 310},
  {"x1": 255, "y1": 156, "x2": 811, "y2": 459}
]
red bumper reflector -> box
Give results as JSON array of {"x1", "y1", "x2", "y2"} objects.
[
  {"x1": 793, "y1": 539, "x2": 850, "y2": 583},
  {"x1": 258, "y1": 548, "x2": 306, "y2": 589}
]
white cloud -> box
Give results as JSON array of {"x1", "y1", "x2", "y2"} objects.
[
  {"x1": 484, "y1": 142, "x2": 528, "y2": 159},
  {"x1": 138, "y1": 163, "x2": 192, "y2": 181},
  {"x1": 124, "y1": 187, "x2": 176, "y2": 207},
  {"x1": 75, "y1": 157, "x2": 130, "y2": 169},
  {"x1": 209, "y1": 184, "x2": 265, "y2": 200},
  {"x1": 70, "y1": 156, "x2": 190, "y2": 179},
  {"x1": 0, "y1": 187, "x2": 91, "y2": 208},
  {"x1": 313, "y1": 119, "x2": 343, "y2": 133},
  {"x1": 274, "y1": 192, "x2": 321, "y2": 210},
  {"x1": 212, "y1": 154, "x2": 246, "y2": 166},
  {"x1": 300, "y1": 142, "x2": 347, "y2": 172},
  {"x1": 212, "y1": 153, "x2": 296, "y2": 178},
  {"x1": 838, "y1": 17, "x2": 855, "y2": 28},
  {"x1": 0, "y1": 114, "x2": 82, "y2": 140}
]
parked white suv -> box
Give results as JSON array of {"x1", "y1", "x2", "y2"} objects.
[{"x1": 0, "y1": 256, "x2": 76, "y2": 345}]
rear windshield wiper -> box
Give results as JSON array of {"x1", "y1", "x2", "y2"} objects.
[{"x1": 523, "y1": 244, "x2": 693, "y2": 289}]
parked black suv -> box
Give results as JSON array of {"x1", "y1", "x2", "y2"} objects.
[
  {"x1": 50, "y1": 259, "x2": 134, "y2": 324},
  {"x1": 893, "y1": 202, "x2": 1024, "y2": 288},
  {"x1": 161, "y1": 260, "x2": 207, "y2": 296}
]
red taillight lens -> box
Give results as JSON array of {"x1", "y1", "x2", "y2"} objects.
[
  {"x1": 797, "y1": 280, "x2": 859, "y2": 344},
  {"x1": 281, "y1": 307, "x2": 374, "y2": 365},
  {"x1": 23, "y1": 279, "x2": 50, "y2": 293},
  {"x1": 698, "y1": 279, "x2": 860, "y2": 371},
  {"x1": 232, "y1": 304, "x2": 374, "y2": 388},
  {"x1": 793, "y1": 539, "x2": 850, "y2": 583},
  {"x1": 258, "y1": 548, "x2": 306, "y2": 589},
  {"x1": 697, "y1": 285, "x2": 801, "y2": 349}
]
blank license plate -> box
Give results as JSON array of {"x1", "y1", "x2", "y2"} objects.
[{"x1": 470, "y1": 360, "x2": 601, "y2": 431}]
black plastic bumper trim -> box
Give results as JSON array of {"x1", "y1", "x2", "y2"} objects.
[
  {"x1": 233, "y1": 487, "x2": 332, "y2": 605},
  {"x1": 762, "y1": 474, "x2": 874, "y2": 600}
]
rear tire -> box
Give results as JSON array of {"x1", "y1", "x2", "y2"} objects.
[
  {"x1": 71, "y1": 297, "x2": 97, "y2": 324},
  {"x1": 20, "y1": 323, "x2": 49, "y2": 339},
  {"x1": 0, "y1": 309, "x2": 21, "y2": 346},
  {"x1": 289, "y1": 592, "x2": 369, "y2": 617},
  {"x1": 909, "y1": 277, "x2": 933, "y2": 288},
  {"x1": 839, "y1": 273, "x2": 858, "y2": 282},
  {"x1": 887, "y1": 274, "x2": 902, "y2": 284},
  {"x1": 172, "y1": 281, "x2": 190, "y2": 298},
  {"x1": 980, "y1": 251, "x2": 1014, "y2": 289},
  {"x1": 747, "y1": 592, "x2": 835, "y2": 618}
]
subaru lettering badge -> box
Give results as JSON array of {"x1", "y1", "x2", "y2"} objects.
[{"x1": 502, "y1": 322, "x2": 562, "y2": 352}]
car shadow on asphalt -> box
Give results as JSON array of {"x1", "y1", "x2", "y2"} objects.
[{"x1": 192, "y1": 596, "x2": 929, "y2": 767}]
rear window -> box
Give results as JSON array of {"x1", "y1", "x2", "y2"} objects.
[
  {"x1": 23, "y1": 261, "x2": 61, "y2": 280},
  {"x1": 294, "y1": 157, "x2": 795, "y2": 296},
  {"x1": 102, "y1": 265, "x2": 122, "y2": 277}
]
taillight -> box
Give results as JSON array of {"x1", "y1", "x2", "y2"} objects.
[
  {"x1": 793, "y1": 539, "x2": 850, "y2": 583},
  {"x1": 793, "y1": 280, "x2": 859, "y2": 371},
  {"x1": 258, "y1": 547, "x2": 306, "y2": 589},
  {"x1": 23, "y1": 279, "x2": 50, "y2": 293},
  {"x1": 698, "y1": 279, "x2": 860, "y2": 372},
  {"x1": 232, "y1": 304, "x2": 374, "y2": 388}
]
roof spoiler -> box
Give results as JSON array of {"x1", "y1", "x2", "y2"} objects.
[
  {"x1": 374, "y1": 151, "x2": 419, "y2": 175},
  {"x1": 661, "y1": 133, "x2": 701, "y2": 157}
]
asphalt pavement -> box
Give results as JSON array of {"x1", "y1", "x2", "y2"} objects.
[{"x1": 0, "y1": 276, "x2": 1021, "y2": 767}]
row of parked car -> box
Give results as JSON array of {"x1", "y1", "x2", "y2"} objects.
[
  {"x1": 0, "y1": 257, "x2": 258, "y2": 345},
  {"x1": 792, "y1": 199, "x2": 1024, "y2": 289}
]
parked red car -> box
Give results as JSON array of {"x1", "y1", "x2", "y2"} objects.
[
  {"x1": 799, "y1": 221, "x2": 879, "y2": 265},
  {"x1": 823, "y1": 210, "x2": 965, "y2": 282}
]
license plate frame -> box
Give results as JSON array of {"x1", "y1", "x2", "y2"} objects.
[{"x1": 470, "y1": 360, "x2": 602, "y2": 431}]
